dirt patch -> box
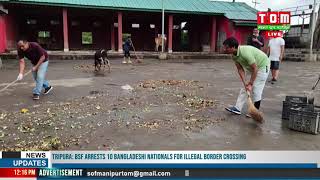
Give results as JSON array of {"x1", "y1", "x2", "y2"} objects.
[
  {"x1": 139, "y1": 80, "x2": 198, "y2": 89},
  {"x1": 0, "y1": 79, "x2": 226, "y2": 150}
]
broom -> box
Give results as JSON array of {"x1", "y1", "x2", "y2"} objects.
[
  {"x1": 241, "y1": 79, "x2": 264, "y2": 123},
  {"x1": 129, "y1": 39, "x2": 142, "y2": 63},
  {"x1": 0, "y1": 70, "x2": 32, "y2": 93},
  {"x1": 307, "y1": 74, "x2": 320, "y2": 104}
]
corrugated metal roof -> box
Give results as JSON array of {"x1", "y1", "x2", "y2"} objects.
[
  {"x1": 0, "y1": 0, "x2": 257, "y2": 20},
  {"x1": 233, "y1": 20, "x2": 257, "y2": 26}
]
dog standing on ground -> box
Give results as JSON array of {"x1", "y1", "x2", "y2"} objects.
[{"x1": 94, "y1": 49, "x2": 110, "y2": 73}]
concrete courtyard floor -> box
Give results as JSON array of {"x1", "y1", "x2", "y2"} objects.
[{"x1": 0, "y1": 58, "x2": 320, "y2": 150}]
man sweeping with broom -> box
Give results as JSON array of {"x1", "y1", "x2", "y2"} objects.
[
  {"x1": 122, "y1": 37, "x2": 133, "y2": 64},
  {"x1": 16, "y1": 39, "x2": 53, "y2": 100},
  {"x1": 223, "y1": 37, "x2": 269, "y2": 123}
]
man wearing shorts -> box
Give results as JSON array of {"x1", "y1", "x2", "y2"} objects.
[
  {"x1": 268, "y1": 36, "x2": 285, "y2": 83},
  {"x1": 223, "y1": 37, "x2": 270, "y2": 116}
]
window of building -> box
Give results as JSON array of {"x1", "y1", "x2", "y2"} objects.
[
  {"x1": 181, "y1": 22, "x2": 187, "y2": 28},
  {"x1": 50, "y1": 20, "x2": 60, "y2": 25},
  {"x1": 173, "y1": 25, "x2": 180, "y2": 30},
  {"x1": 27, "y1": 19, "x2": 37, "y2": 25},
  {"x1": 38, "y1": 31, "x2": 50, "y2": 38},
  {"x1": 93, "y1": 21, "x2": 101, "y2": 27},
  {"x1": 82, "y1": 32, "x2": 93, "y2": 44},
  {"x1": 132, "y1": 24, "x2": 140, "y2": 28},
  {"x1": 150, "y1": 24, "x2": 155, "y2": 29},
  {"x1": 114, "y1": 23, "x2": 118, "y2": 27},
  {"x1": 71, "y1": 21, "x2": 80, "y2": 26}
]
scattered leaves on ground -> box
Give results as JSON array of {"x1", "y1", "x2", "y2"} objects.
[{"x1": 0, "y1": 79, "x2": 225, "y2": 150}]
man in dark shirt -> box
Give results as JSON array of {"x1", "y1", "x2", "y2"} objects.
[
  {"x1": 17, "y1": 40, "x2": 53, "y2": 100},
  {"x1": 122, "y1": 37, "x2": 132, "y2": 64},
  {"x1": 247, "y1": 28, "x2": 264, "y2": 50}
]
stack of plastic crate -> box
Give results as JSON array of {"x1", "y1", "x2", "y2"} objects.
[
  {"x1": 282, "y1": 96, "x2": 319, "y2": 134},
  {"x1": 288, "y1": 106, "x2": 320, "y2": 134},
  {"x1": 282, "y1": 96, "x2": 313, "y2": 120}
]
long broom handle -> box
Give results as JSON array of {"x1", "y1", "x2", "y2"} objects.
[
  {"x1": 240, "y1": 76, "x2": 251, "y2": 97},
  {"x1": 129, "y1": 39, "x2": 139, "y2": 62},
  {"x1": 312, "y1": 74, "x2": 320, "y2": 90},
  {"x1": 0, "y1": 70, "x2": 32, "y2": 93}
]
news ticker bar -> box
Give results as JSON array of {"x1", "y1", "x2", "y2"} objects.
[
  {"x1": 2, "y1": 168, "x2": 320, "y2": 178},
  {"x1": 3, "y1": 151, "x2": 320, "y2": 169}
]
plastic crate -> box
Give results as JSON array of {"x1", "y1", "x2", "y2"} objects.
[
  {"x1": 282, "y1": 101, "x2": 314, "y2": 120},
  {"x1": 288, "y1": 107, "x2": 320, "y2": 135},
  {"x1": 285, "y1": 96, "x2": 308, "y2": 104}
]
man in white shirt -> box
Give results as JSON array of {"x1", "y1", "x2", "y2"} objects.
[{"x1": 267, "y1": 36, "x2": 285, "y2": 83}]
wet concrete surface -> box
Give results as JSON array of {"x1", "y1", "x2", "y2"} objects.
[{"x1": 0, "y1": 58, "x2": 320, "y2": 150}]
